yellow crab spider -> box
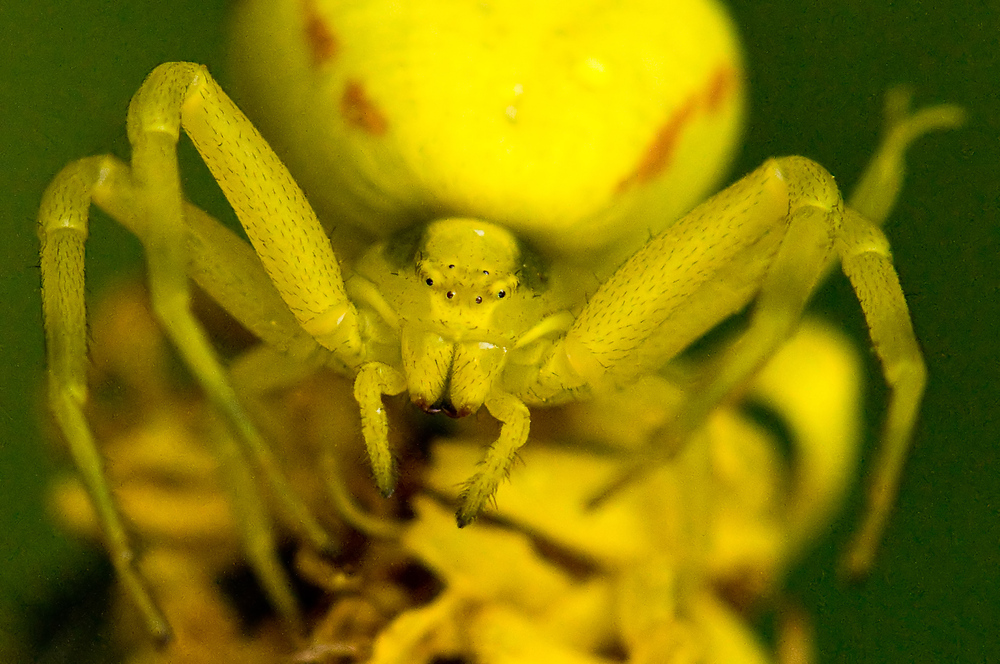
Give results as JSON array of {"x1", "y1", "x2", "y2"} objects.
[{"x1": 38, "y1": 0, "x2": 962, "y2": 643}]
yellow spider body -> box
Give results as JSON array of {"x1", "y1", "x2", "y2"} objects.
[{"x1": 37, "y1": 0, "x2": 963, "y2": 645}]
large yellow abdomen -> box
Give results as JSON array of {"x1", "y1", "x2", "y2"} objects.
[{"x1": 230, "y1": 0, "x2": 745, "y2": 268}]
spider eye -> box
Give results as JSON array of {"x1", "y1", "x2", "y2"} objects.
[
  {"x1": 497, "y1": 290, "x2": 506, "y2": 299},
  {"x1": 425, "y1": 278, "x2": 434, "y2": 286},
  {"x1": 475, "y1": 296, "x2": 483, "y2": 304},
  {"x1": 447, "y1": 291, "x2": 455, "y2": 299}
]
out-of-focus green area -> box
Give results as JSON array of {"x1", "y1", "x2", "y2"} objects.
[{"x1": 1, "y1": 0, "x2": 996, "y2": 660}]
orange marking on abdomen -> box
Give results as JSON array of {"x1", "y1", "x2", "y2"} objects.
[
  {"x1": 617, "y1": 63, "x2": 741, "y2": 193},
  {"x1": 617, "y1": 98, "x2": 696, "y2": 192},
  {"x1": 342, "y1": 81, "x2": 389, "y2": 135},
  {"x1": 705, "y1": 66, "x2": 738, "y2": 113},
  {"x1": 302, "y1": 0, "x2": 338, "y2": 65}
]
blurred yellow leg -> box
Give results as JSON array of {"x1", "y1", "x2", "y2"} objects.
[
  {"x1": 321, "y1": 451, "x2": 404, "y2": 540},
  {"x1": 39, "y1": 158, "x2": 171, "y2": 644},
  {"x1": 837, "y1": 209, "x2": 927, "y2": 575},
  {"x1": 849, "y1": 90, "x2": 965, "y2": 225},
  {"x1": 354, "y1": 362, "x2": 408, "y2": 496},
  {"x1": 206, "y1": 413, "x2": 303, "y2": 630},
  {"x1": 122, "y1": 64, "x2": 345, "y2": 554},
  {"x1": 750, "y1": 320, "x2": 863, "y2": 554},
  {"x1": 38, "y1": 140, "x2": 340, "y2": 639}
]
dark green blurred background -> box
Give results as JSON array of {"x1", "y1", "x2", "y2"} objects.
[{"x1": 2, "y1": 1, "x2": 997, "y2": 660}]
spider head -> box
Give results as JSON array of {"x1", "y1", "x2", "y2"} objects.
[
  {"x1": 419, "y1": 218, "x2": 516, "y2": 309},
  {"x1": 384, "y1": 218, "x2": 545, "y2": 341}
]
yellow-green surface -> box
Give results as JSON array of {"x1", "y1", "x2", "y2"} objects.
[{"x1": 1, "y1": 0, "x2": 997, "y2": 660}]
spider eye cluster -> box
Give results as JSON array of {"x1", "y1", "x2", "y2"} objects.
[{"x1": 418, "y1": 261, "x2": 515, "y2": 305}]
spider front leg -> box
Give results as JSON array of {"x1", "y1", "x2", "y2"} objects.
[
  {"x1": 39, "y1": 62, "x2": 366, "y2": 640},
  {"x1": 354, "y1": 362, "x2": 408, "y2": 496},
  {"x1": 123, "y1": 63, "x2": 360, "y2": 556},
  {"x1": 536, "y1": 156, "x2": 925, "y2": 574},
  {"x1": 457, "y1": 391, "x2": 532, "y2": 527},
  {"x1": 40, "y1": 157, "x2": 325, "y2": 639}
]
